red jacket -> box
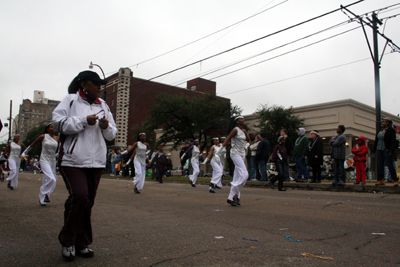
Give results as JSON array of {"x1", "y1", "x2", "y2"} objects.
[{"x1": 351, "y1": 136, "x2": 368, "y2": 161}]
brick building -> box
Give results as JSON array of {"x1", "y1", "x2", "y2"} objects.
[
  {"x1": 15, "y1": 91, "x2": 60, "y2": 140},
  {"x1": 104, "y1": 67, "x2": 229, "y2": 148}
]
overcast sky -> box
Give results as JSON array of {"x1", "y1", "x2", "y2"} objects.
[{"x1": 1, "y1": 0, "x2": 399, "y2": 142}]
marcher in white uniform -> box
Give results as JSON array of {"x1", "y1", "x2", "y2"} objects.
[
  {"x1": 123, "y1": 133, "x2": 151, "y2": 194},
  {"x1": 216, "y1": 137, "x2": 227, "y2": 189},
  {"x1": 202, "y1": 137, "x2": 222, "y2": 193},
  {"x1": 218, "y1": 116, "x2": 250, "y2": 206},
  {"x1": 21, "y1": 124, "x2": 60, "y2": 206},
  {"x1": 4, "y1": 135, "x2": 26, "y2": 189},
  {"x1": 181, "y1": 139, "x2": 201, "y2": 187}
]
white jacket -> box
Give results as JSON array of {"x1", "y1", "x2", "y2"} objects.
[{"x1": 53, "y1": 90, "x2": 117, "y2": 168}]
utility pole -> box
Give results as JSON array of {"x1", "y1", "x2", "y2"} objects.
[
  {"x1": 341, "y1": 6, "x2": 400, "y2": 133},
  {"x1": 8, "y1": 100, "x2": 12, "y2": 142}
]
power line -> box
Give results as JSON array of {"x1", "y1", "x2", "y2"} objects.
[
  {"x1": 104, "y1": 0, "x2": 364, "y2": 99},
  {"x1": 210, "y1": 26, "x2": 360, "y2": 80},
  {"x1": 173, "y1": 19, "x2": 354, "y2": 86},
  {"x1": 106, "y1": 0, "x2": 289, "y2": 75}
]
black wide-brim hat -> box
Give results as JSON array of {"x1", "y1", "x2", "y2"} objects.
[{"x1": 77, "y1": 71, "x2": 107, "y2": 85}]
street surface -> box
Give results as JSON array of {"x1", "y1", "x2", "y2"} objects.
[{"x1": 1, "y1": 172, "x2": 399, "y2": 266}]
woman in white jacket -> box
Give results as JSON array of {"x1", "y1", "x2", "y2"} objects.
[
  {"x1": 4, "y1": 134, "x2": 26, "y2": 190},
  {"x1": 53, "y1": 71, "x2": 117, "y2": 262},
  {"x1": 202, "y1": 137, "x2": 222, "y2": 193}
]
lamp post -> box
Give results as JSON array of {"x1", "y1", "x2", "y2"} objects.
[{"x1": 89, "y1": 61, "x2": 107, "y2": 101}]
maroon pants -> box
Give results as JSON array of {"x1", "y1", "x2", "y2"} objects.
[
  {"x1": 355, "y1": 161, "x2": 366, "y2": 182},
  {"x1": 58, "y1": 166, "x2": 103, "y2": 248}
]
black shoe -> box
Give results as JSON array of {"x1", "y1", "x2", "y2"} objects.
[
  {"x1": 295, "y1": 179, "x2": 303, "y2": 183},
  {"x1": 227, "y1": 199, "x2": 237, "y2": 206},
  {"x1": 316, "y1": 181, "x2": 321, "y2": 183},
  {"x1": 191, "y1": 183, "x2": 196, "y2": 187},
  {"x1": 268, "y1": 181, "x2": 275, "y2": 189},
  {"x1": 209, "y1": 187, "x2": 215, "y2": 193},
  {"x1": 39, "y1": 200, "x2": 46, "y2": 206},
  {"x1": 77, "y1": 247, "x2": 94, "y2": 258},
  {"x1": 233, "y1": 197, "x2": 241, "y2": 206},
  {"x1": 134, "y1": 187, "x2": 140, "y2": 194},
  {"x1": 279, "y1": 188, "x2": 286, "y2": 191},
  {"x1": 354, "y1": 181, "x2": 360, "y2": 185},
  {"x1": 62, "y1": 246, "x2": 75, "y2": 262},
  {"x1": 159, "y1": 181, "x2": 163, "y2": 183},
  {"x1": 7, "y1": 184, "x2": 13, "y2": 190},
  {"x1": 215, "y1": 186, "x2": 222, "y2": 189},
  {"x1": 44, "y1": 195, "x2": 50, "y2": 203},
  {"x1": 309, "y1": 180, "x2": 316, "y2": 183}
]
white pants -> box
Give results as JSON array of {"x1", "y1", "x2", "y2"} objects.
[
  {"x1": 228, "y1": 155, "x2": 248, "y2": 201},
  {"x1": 133, "y1": 160, "x2": 146, "y2": 191},
  {"x1": 6, "y1": 159, "x2": 19, "y2": 187},
  {"x1": 210, "y1": 160, "x2": 223, "y2": 185},
  {"x1": 39, "y1": 161, "x2": 57, "y2": 205},
  {"x1": 189, "y1": 160, "x2": 200, "y2": 184},
  {"x1": 217, "y1": 161, "x2": 225, "y2": 187}
]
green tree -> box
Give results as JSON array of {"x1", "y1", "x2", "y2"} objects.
[
  {"x1": 144, "y1": 93, "x2": 241, "y2": 150},
  {"x1": 254, "y1": 104, "x2": 304, "y2": 149}
]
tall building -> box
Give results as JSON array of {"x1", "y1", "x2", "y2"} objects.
[
  {"x1": 15, "y1": 91, "x2": 60, "y2": 140},
  {"x1": 104, "y1": 67, "x2": 229, "y2": 148}
]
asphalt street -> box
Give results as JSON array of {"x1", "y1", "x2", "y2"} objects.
[{"x1": 1, "y1": 172, "x2": 399, "y2": 267}]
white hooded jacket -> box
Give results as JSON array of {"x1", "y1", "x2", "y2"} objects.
[{"x1": 52, "y1": 90, "x2": 117, "y2": 168}]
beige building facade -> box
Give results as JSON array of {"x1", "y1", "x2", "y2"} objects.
[{"x1": 161, "y1": 99, "x2": 400, "y2": 178}]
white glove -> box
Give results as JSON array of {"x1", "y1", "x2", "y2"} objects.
[
  {"x1": 202, "y1": 158, "x2": 209, "y2": 165},
  {"x1": 125, "y1": 159, "x2": 132, "y2": 166},
  {"x1": 180, "y1": 153, "x2": 186, "y2": 160},
  {"x1": 21, "y1": 146, "x2": 33, "y2": 158},
  {"x1": 121, "y1": 150, "x2": 128, "y2": 156},
  {"x1": 146, "y1": 150, "x2": 150, "y2": 155}
]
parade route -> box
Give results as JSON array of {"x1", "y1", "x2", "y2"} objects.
[{"x1": 1, "y1": 172, "x2": 400, "y2": 266}]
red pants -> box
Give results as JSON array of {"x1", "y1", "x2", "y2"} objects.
[
  {"x1": 58, "y1": 166, "x2": 103, "y2": 248},
  {"x1": 355, "y1": 161, "x2": 366, "y2": 182}
]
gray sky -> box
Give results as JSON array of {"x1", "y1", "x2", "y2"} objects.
[{"x1": 1, "y1": 0, "x2": 399, "y2": 142}]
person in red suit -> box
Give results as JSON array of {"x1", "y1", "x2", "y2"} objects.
[{"x1": 351, "y1": 136, "x2": 369, "y2": 185}]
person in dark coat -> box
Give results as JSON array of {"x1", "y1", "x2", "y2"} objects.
[
  {"x1": 150, "y1": 145, "x2": 171, "y2": 184},
  {"x1": 307, "y1": 130, "x2": 324, "y2": 183},
  {"x1": 280, "y1": 129, "x2": 293, "y2": 181},
  {"x1": 373, "y1": 117, "x2": 399, "y2": 186},
  {"x1": 329, "y1": 125, "x2": 346, "y2": 185},
  {"x1": 179, "y1": 142, "x2": 189, "y2": 176},
  {"x1": 256, "y1": 132, "x2": 270, "y2": 181},
  {"x1": 269, "y1": 136, "x2": 288, "y2": 191}
]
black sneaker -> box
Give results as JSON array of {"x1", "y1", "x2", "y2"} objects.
[
  {"x1": 44, "y1": 195, "x2": 50, "y2": 203},
  {"x1": 134, "y1": 187, "x2": 140, "y2": 194},
  {"x1": 7, "y1": 183, "x2": 13, "y2": 190},
  {"x1": 39, "y1": 200, "x2": 46, "y2": 206},
  {"x1": 278, "y1": 188, "x2": 287, "y2": 191},
  {"x1": 227, "y1": 199, "x2": 237, "y2": 206},
  {"x1": 233, "y1": 197, "x2": 241, "y2": 206},
  {"x1": 62, "y1": 246, "x2": 75, "y2": 262},
  {"x1": 77, "y1": 247, "x2": 94, "y2": 258},
  {"x1": 191, "y1": 183, "x2": 196, "y2": 187},
  {"x1": 215, "y1": 186, "x2": 222, "y2": 189},
  {"x1": 209, "y1": 187, "x2": 215, "y2": 193}
]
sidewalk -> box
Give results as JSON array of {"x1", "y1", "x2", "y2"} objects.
[{"x1": 103, "y1": 173, "x2": 400, "y2": 194}]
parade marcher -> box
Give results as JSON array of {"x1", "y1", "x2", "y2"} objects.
[
  {"x1": 181, "y1": 139, "x2": 201, "y2": 187},
  {"x1": 21, "y1": 124, "x2": 60, "y2": 205},
  {"x1": 293, "y1": 128, "x2": 309, "y2": 183},
  {"x1": 53, "y1": 70, "x2": 117, "y2": 261},
  {"x1": 307, "y1": 130, "x2": 323, "y2": 183},
  {"x1": 329, "y1": 125, "x2": 347, "y2": 185},
  {"x1": 269, "y1": 136, "x2": 288, "y2": 191},
  {"x1": 202, "y1": 137, "x2": 222, "y2": 193},
  {"x1": 352, "y1": 136, "x2": 369, "y2": 185},
  {"x1": 216, "y1": 136, "x2": 227, "y2": 189},
  {"x1": 123, "y1": 133, "x2": 151, "y2": 193},
  {"x1": 150, "y1": 145, "x2": 171, "y2": 183},
  {"x1": 256, "y1": 132, "x2": 270, "y2": 181},
  {"x1": 219, "y1": 116, "x2": 251, "y2": 206},
  {"x1": 4, "y1": 134, "x2": 26, "y2": 190},
  {"x1": 150, "y1": 148, "x2": 158, "y2": 179},
  {"x1": 373, "y1": 118, "x2": 399, "y2": 186}
]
